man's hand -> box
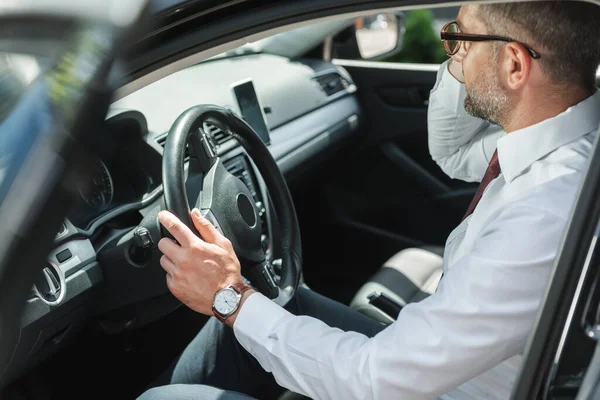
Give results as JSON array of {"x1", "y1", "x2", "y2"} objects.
[
  {"x1": 157, "y1": 208, "x2": 246, "y2": 316},
  {"x1": 448, "y1": 59, "x2": 465, "y2": 83}
]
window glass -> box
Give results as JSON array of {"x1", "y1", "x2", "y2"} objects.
[{"x1": 381, "y1": 7, "x2": 458, "y2": 64}]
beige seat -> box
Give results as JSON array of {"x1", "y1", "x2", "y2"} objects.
[{"x1": 350, "y1": 246, "x2": 444, "y2": 323}]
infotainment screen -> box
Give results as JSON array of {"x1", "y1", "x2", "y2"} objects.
[{"x1": 231, "y1": 78, "x2": 271, "y2": 145}]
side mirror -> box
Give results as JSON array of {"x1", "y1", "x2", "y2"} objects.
[
  {"x1": 355, "y1": 12, "x2": 405, "y2": 59},
  {"x1": 331, "y1": 12, "x2": 405, "y2": 60}
]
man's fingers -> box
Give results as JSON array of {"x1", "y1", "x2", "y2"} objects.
[
  {"x1": 158, "y1": 237, "x2": 183, "y2": 262},
  {"x1": 191, "y1": 208, "x2": 220, "y2": 244},
  {"x1": 159, "y1": 254, "x2": 176, "y2": 274},
  {"x1": 158, "y1": 210, "x2": 196, "y2": 247}
]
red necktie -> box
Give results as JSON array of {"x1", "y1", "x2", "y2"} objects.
[{"x1": 462, "y1": 149, "x2": 501, "y2": 221}]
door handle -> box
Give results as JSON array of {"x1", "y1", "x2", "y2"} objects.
[{"x1": 378, "y1": 86, "x2": 431, "y2": 108}]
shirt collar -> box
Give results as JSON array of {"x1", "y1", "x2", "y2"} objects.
[{"x1": 497, "y1": 90, "x2": 600, "y2": 183}]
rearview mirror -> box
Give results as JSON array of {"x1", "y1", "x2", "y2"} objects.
[{"x1": 354, "y1": 13, "x2": 405, "y2": 59}]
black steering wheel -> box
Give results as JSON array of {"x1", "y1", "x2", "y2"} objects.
[{"x1": 161, "y1": 104, "x2": 302, "y2": 306}]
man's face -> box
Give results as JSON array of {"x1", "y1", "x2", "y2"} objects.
[{"x1": 456, "y1": 6, "x2": 510, "y2": 127}]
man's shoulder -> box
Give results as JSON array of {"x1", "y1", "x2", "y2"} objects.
[
  {"x1": 505, "y1": 129, "x2": 594, "y2": 217},
  {"x1": 466, "y1": 176, "x2": 579, "y2": 264},
  {"x1": 504, "y1": 172, "x2": 582, "y2": 223}
]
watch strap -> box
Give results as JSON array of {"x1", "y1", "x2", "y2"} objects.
[
  {"x1": 230, "y1": 281, "x2": 253, "y2": 296},
  {"x1": 214, "y1": 311, "x2": 227, "y2": 323}
]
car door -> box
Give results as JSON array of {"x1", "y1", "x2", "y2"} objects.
[
  {"x1": 0, "y1": 0, "x2": 149, "y2": 382},
  {"x1": 285, "y1": 7, "x2": 475, "y2": 301},
  {"x1": 326, "y1": 6, "x2": 471, "y2": 249},
  {"x1": 508, "y1": 115, "x2": 600, "y2": 398}
]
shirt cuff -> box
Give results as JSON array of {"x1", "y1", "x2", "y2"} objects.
[{"x1": 233, "y1": 292, "x2": 292, "y2": 358}]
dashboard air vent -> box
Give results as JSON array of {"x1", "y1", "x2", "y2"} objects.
[
  {"x1": 313, "y1": 72, "x2": 351, "y2": 97},
  {"x1": 155, "y1": 135, "x2": 190, "y2": 159},
  {"x1": 155, "y1": 123, "x2": 232, "y2": 154},
  {"x1": 203, "y1": 122, "x2": 231, "y2": 146},
  {"x1": 223, "y1": 155, "x2": 259, "y2": 201},
  {"x1": 155, "y1": 135, "x2": 167, "y2": 148}
]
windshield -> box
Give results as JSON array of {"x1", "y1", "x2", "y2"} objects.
[
  {"x1": 0, "y1": 54, "x2": 43, "y2": 120},
  {"x1": 0, "y1": 53, "x2": 48, "y2": 190},
  {"x1": 206, "y1": 18, "x2": 355, "y2": 61}
]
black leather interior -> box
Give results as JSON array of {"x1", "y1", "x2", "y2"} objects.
[
  {"x1": 369, "y1": 266, "x2": 432, "y2": 304},
  {"x1": 277, "y1": 391, "x2": 311, "y2": 400}
]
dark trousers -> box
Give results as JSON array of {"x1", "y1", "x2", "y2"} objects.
[{"x1": 137, "y1": 286, "x2": 386, "y2": 400}]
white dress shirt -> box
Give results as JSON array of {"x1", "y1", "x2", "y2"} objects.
[{"x1": 233, "y1": 60, "x2": 600, "y2": 399}]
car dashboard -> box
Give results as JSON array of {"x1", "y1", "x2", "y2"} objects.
[{"x1": 4, "y1": 52, "x2": 361, "y2": 386}]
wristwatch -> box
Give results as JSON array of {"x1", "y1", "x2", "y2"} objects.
[{"x1": 212, "y1": 282, "x2": 253, "y2": 323}]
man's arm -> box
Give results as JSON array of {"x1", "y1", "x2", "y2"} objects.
[
  {"x1": 233, "y1": 203, "x2": 566, "y2": 400},
  {"x1": 428, "y1": 59, "x2": 504, "y2": 182}
]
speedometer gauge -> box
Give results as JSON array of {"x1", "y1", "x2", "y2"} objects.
[{"x1": 79, "y1": 158, "x2": 114, "y2": 209}]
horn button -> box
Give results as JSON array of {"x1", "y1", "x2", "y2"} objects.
[{"x1": 198, "y1": 163, "x2": 263, "y2": 263}]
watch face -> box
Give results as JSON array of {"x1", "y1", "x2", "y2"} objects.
[{"x1": 214, "y1": 288, "x2": 239, "y2": 315}]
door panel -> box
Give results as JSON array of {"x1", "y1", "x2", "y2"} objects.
[
  {"x1": 297, "y1": 60, "x2": 479, "y2": 303},
  {"x1": 327, "y1": 60, "x2": 477, "y2": 246}
]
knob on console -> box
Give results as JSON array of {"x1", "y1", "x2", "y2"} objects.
[{"x1": 32, "y1": 261, "x2": 66, "y2": 306}]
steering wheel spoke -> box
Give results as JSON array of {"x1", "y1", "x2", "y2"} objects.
[
  {"x1": 243, "y1": 259, "x2": 279, "y2": 299},
  {"x1": 188, "y1": 122, "x2": 217, "y2": 171}
]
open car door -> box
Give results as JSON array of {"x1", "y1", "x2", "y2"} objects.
[
  {"x1": 0, "y1": 0, "x2": 149, "y2": 383},
  {"x1": 511, "y1": 121, "x2": 600, "y2": 397}
]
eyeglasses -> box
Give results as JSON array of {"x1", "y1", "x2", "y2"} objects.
[{"x1": 440, "y1": 21, "x2": 541, "y2": 60}]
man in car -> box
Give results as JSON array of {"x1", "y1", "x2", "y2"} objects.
[{"x1": 139, "y1": 2, "x2": 600, "y2": 399}]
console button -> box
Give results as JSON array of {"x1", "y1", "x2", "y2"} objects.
[{"x1": 56, "y1": 249, "x2": 72, "y2": 263}]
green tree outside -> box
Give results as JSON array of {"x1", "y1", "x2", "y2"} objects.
[{"x1": 384, "y1": 10, "x2": 448, "y2": 64}]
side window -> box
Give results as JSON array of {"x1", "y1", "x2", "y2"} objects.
[
  {"x1": 332, "y1": 7, "x2": 458, "y2": 64},
  {"x1": 382, "y1": 8, "x2": 457, "y2": 64}
]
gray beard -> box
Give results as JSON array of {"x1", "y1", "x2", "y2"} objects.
[
  {"x1": 463, "y1": 68, "x2": 508, "y2": 128},
  {"x1": 464, "y1": 95, "x2": 503, "y2": 126}
]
